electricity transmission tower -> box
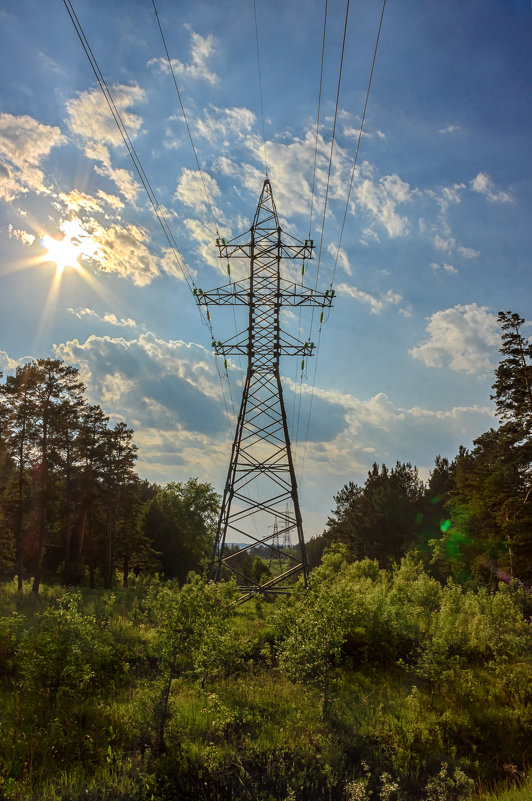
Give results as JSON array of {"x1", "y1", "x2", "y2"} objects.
[{"x1": 196, "y1": 179, "x2": 333, "y2": 601}]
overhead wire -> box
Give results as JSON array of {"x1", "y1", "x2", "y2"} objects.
[
  {"x1": 330, "y1": 0, "x2": 388, "y2": 289},
  {"x1": 150, "y1": 0, "x2": 242, "y2": 413},
  {"x1": 294, "y1": 0, "x2": 349, "y2": 471},
  {"x1": 297, "y1": 0, "x2": 388, "y2": 489},
  {"x1": 313, "y1": 0, "x2": 350, "y2": 293},
  {"x1": 308, "y1": 0, "x2": 328, "y2": 243},
  {"x1": 151, "y1": 0, "x2": 220, "y2": 239},
  {"x1": 294, "y1": 0, "x2": 351, "y2": 467},
  {"x1": 292, "y1": 0, "x2": 329, "y2": 460},
  {"x1": 62, "y1": 0, "x2": 237, "y2": 430},
  {"x1": 253, "y1": 0, "x2": 269, "y2": 176}
]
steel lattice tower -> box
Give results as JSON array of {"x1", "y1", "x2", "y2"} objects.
[{"x1": 196, "y1": 179, "x2": 333, "y2": 601}]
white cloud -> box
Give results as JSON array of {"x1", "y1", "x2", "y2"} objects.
[
  {"x1": 352, "y1": 173, "x2": 412, "y2": 237},
  {"x1": 175, "y1": 167, "x2": 221, "y2": 214},
  {"x1": 68, "y1": 307, "x2": 139, "y2": 328},
  {"x1": 336, "y1": 282, "x2": 402, "y2": 314},
  {"x1": 148, "y1": 28, "x2": 218, "y2": 85},
  {"x1": 458, "y1": 244, "x2": 479, "y2": 259},
  {"x1": 439, "y1": 183, "x2": 466, "y2": 208},
  {"x1": 66, "y1": 84, "x2": 145, "y2": 152},
  {"x1": 57, "y1": 187, "x2": 125, "y2": 214},
  {"x1": 470, "y1": 172, "x2": 513, "y2": 203},
  {"x1": 213, "y1": 155, "x2": 239, "y2": 175},
  {"x1": 360, "y1": 227, "x2": 380, "y2": 246},
  {"x1": 195, "y1": 105, "x2": 256, "y2": 145},
  {"x1": 430, "y1": 261, "x2": 458, "y2": 275},
  {"x1": 433, "y1": 234, "x2": 455, "y2": 252},
  {"x1": 8, "y1": 225, "x2": 35, "y2": 246},
  {"x1": 65, "y1": 85, "x2": 144, "y2": 199},
  {"x1": 327, "y1": 243, "x2": 351, "y2": 275},
  {"x1": 410, "y1": 303, "x2": 500, "y2": 373},
  {"x1": 53, "y1": 333, "x2": 229, "y2": 480},
  {"x1": 183, "y1": 218, "x2": 221, "y2": 271},
  {"x1": 54, "y1": 216, "x2": 169, "y2": 286},
  {"x1": 0, "y1": 350, "x2": 20, "y2": 371},
  {"x1": 343, "y1": 125, "x2": 386, "y2": 140},
  {"x1": 94, "y1": 163, "x2": 140, "y2": 203},
  {"x1": 58, "y1": 189, "x2": 103, "y2": 213},
  {"x1": 0, "y1": 113, "x2": 65, "y2": 200},
  {"x1": 288, "y1": 379, "x2": 495, "y2": 486},
  {"x1": 438, "y1": 124, "x2": 461, "y2": 134}
]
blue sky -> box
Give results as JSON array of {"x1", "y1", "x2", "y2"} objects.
[{"x1": 1, "y1": 0, "x2": 531, "y2": 537}]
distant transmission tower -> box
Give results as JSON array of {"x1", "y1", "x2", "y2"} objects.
[{"x1": 196, "y1": 179, "x2": 333, "y2": 601}]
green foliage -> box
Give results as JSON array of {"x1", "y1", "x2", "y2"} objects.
[
  {"x1": 424, "y1": 763, "x2": 474, "y2": 801},
  {"x1": 324, "y1": 462, "x2": 425, "y2": 567},
  {"x1": 142, "y1": 479, "x2": 219, "y2": 582},
  {"x1": 0, "y1": 567, "x2": 530, "y2": 800}
]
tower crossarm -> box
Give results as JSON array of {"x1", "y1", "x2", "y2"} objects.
[
  {"x1": 216, "y1": 239, "x2": 315, "y2": 262},
  {"x1": 195, "y1": 279, "x2": 334, "y2": 309},
  {"x1": 210, "y1": 329, "x2": 316, "y2": 358}
]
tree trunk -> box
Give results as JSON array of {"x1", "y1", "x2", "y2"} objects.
[
  {"x1": 105, "y1": 509, "x2": 114, "y2": 589},
  {"x1": 33, "y1": 420, "x2": 49, "y2": 595},
  {"x1": 123, "y1": 553, "x2": 129, "y2": 588}
]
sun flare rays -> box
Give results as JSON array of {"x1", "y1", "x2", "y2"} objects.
[{"x1": 40, "y1": 233, "x2": 82, "y2": 275}]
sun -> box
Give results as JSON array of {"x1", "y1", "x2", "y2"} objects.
[{"x1": 41, "y1": 233, "x2": 82, "y2": 274}]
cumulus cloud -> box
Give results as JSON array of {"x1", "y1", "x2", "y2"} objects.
[
  {"x1": 65, "y1": 85, "x2": 145, "y2": 200},
  {"x1": 353, "y1": 174, "x2": 412, "y2": 237},
  {"x1": 53, "y1": 331, "x2": 235, "y2": 484},
  {"x1": 183, "y1": 218, "x2": 221, "y2": 271},
  {"x1": 68, "y1": 307, "x2": 139, "y2": 329},
  {"x1": 58, "y1": 189, "x2": 103, "y2": 213},
  {"x1": 52, "y1": 216, "x2": 174, "y2": 286},
  {"x1": 0, "y1": 350, "x2": 20, "y2": 372},
  {"x1": 66, "y1": 84, "x2": 145, "y2": 152},
  {"x1": 0, "y1": 113, "x2": 65, "y2": 200},
  {"x1": 409, "y1": 303, "x2": 500, "y2": 373},
  {"x1": 8, "y1": 225, "x2": 35, "y2": 246},
  {"x1": 336, "y1": 282, "x2": 402, "y2": 314},
  {"x1": 54, "y1": 332, "x2": 226, "y2": 437},
  {"x1": 471, "y1": 172, "x2": 513, "y2": 203},
  {"x1": 175, "y1": 168, "x2": 221, "y2": 214},
  {"x1": 288, "y1": 379, "x2": 495, "y2": 489},
  {"x1": 195, "y1": 105, "x2": 256, "y2": 144},
  {"x1": 148, "y1": 28, "x2": 218, "y2": 85}
]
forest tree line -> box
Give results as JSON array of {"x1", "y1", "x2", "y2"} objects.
[
  {"x1": 0, "y1": 310, "x2": 531, "y2": 593},
  {"x1": 312, "y1": 310, "x2": 532, "y2": 585},
  {"x1": 0, "y1": 359, "x2": 218, "y2": 592}
]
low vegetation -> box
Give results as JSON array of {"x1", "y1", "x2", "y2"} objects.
[
  {"x1": 0, "y1": 554, "x2": 530, "y2": 800},
  {"x1": 0, "y1": 310, "x2": 531, "y2": 800}
]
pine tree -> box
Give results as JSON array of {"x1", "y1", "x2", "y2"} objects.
[{"x1": 492, "y1": 310, "x2": 532, "y2": 429}]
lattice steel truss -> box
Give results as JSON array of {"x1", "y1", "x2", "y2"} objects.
[{"x1": 196, "y1": 179, "x2": 333, "y2": 601}]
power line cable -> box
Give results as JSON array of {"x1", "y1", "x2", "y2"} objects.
[
  {"x1": 151, "y1": 0, "x2": 244, "y2": 399},
  {"x1": 298, "y1": 0, "x2": 388, "y2": 490},
  {"x1": 330, "y1": 0, "x2": 387, "y2": 289},
  {"x1": 62, "y1": 0, "x2": 194, "y2": 290},
  {"x1": 293, "y1": 0, "x2": 349, "y2": 473},
  {"x1": 308, "y1": 0, "x2": 328, "y2": 242},
  {"x1": 62, "y1": 0, "x2": 237, "y2": 432},
  {"x1": 292, "y1": 0, "x2": 329, "y2": 457},
  {"x1": 253, "y1": 0, "x2": 269, "y2": 176},
  {"x1": 314, "y1": 0, "x2": 350, "y2": 290},
  {"x1": 151, "y1": 0, "x2": 220, "y2": 238}
]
